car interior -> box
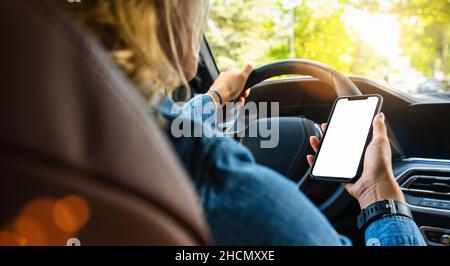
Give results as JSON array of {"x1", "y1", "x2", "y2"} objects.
[
  {"x1": 197, "y1": 38, "x2": 450, "y2": 246},
  {"x1": 1, "y1": 0, "x2": 449, "y2": 246}
]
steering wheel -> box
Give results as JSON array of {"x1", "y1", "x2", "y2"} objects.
[
  {"x1": 243, "y1": 59, "x2": 361, "y2": 96},
  {"x1": 240, "y1": 59, "x2": 362, "y2": 217}
]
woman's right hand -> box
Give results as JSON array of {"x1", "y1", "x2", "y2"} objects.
[{"x1": 307, "y1": 113, "x2": 405, "y2": 209}]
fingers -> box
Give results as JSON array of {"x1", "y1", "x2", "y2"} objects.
[
  {"x1": 320, "y1": 123, "x2": 327, "y2": 133},
  {"x1": 236, "y1": 64, "x2": 253, "y2": 86},
  {"x1": 307, "y1": 125, "x2": 326, "y2": 166},
  {"x1": 309, "y1": 136, "x2": 320, "y2": 153},
  {"x1": 306, "y1": 123, "x2": 328, "y2": 166},
  {"x1": 241, "y1": 63, "x2": 253, "y2": 76},
  {"x1": 372, "y1": 112, "x2": 388, "y2": 140},
  {"x1": 307, "y1": 155, "x2": 315, "y2": 166},
  {"x1": 228, "y1": 64, "x2": 252, "y2": 77},
  {"x1": 306, "y1": 134, "x2": 321, "y2": 166},
  {"x1": 243, "y1": 89, "x2": 251, "y2": 98},
  {"x1": 235, "y1": 96, "x2": 246, "y2": 109}
]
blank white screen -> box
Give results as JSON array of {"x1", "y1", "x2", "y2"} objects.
[{"x1": 312, "y1": 97, "x2": 379, "y2": 179}]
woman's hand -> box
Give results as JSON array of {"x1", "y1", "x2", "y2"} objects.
[
  {"x1": 307, "y1": 113, "x2": 405, "y2": 209},
  {"x1": 208, "y1": 64, "x2": 253, "y2": 108}
]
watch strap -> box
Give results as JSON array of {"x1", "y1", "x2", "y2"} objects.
[{"x1": 357, "y1": 199, "x2": 413, "y2": 230}]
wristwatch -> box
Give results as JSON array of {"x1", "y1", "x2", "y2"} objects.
[{"x1": 357, "y1": 199, "x2": 413, "y2": 230}]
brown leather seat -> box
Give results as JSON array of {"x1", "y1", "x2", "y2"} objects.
[{"x1": 0, "y1": 0, "x2": 210, "y2": 245}]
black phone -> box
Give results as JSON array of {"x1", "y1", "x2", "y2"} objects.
[{"x1": 310, "y1": 94, "x2": 383, "y2": 183}]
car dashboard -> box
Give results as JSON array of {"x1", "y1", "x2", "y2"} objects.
[
  {"x1": 393, "y1": 158, "x2": 450, "y2": 246},
  {"x1": 232, "y1": 75, "x2": 450, "y2": 245}
]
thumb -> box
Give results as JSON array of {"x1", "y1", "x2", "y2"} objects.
[
  {"x1": 241, "y1": 63, "x2": 253, "y2": 77},
  {"x1": 372, "y1": 112, "x2": 387, "y2": 140}
]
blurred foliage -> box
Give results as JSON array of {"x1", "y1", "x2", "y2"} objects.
[
  {"x1": 268, "y1": 1, "x2": 387, "y2": 77},
  {"x1": 345, "y1": 0, "x2": 450, "y2": 77},
  {"x1": 206, "y1": 0, "x2": 279, "y2": 70},
  {"x1": 205, "y1": 0, "x2": 449, "y2": 79}
]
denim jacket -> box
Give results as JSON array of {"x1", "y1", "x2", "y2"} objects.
[{"x1": 159, "y1": 94, "x2": 426, "y2": 246}]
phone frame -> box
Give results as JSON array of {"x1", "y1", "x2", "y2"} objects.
[{"x1": 310, "y1": 94, "x2": 384, "y2": 183}]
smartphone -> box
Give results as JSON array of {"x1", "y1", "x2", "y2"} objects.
[{"x1": 310, "y1": 95, "x2": 383, "y2": 183}]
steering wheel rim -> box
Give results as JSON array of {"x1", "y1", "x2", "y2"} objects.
[
  {"x1": 244, "y1": 59, "x2": 362, "y2": 96},
  {"x1": 241, "y1": 59, "x2": 362, "y2": 216}
]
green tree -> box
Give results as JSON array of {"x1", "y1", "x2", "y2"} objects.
[
  {"x1": 346, "y1": 0, "x2": 450, "y2": 76},
  {"x1": 206, "y1": 0, "x2": 447, "y2": 80},
  {"x1": 206, "y1": 0, "x2": 281, "y2": 70},
  {"x1": 269, "y1": 0, "x2": 386, "y2": 76},
  {"x1": 206, "y1": 0, "x2": 387, "y2": 78}
]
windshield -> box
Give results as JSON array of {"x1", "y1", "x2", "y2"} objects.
[{"x1": 205, "y1": 0, "x2": 449, "y2": 96}]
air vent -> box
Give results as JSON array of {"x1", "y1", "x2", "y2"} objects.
[
  {"x1": 406, "y1": 176, "x2": 450, "y2": 193},
  {"x1": 402, "y1": 175, "x2": 450, "y2": 199}
]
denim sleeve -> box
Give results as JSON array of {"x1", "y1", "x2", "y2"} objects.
[
  {"x1": 365, "y1": 215, "x2": 426, "y2": 246},
  {"x1": 201, "y1": 138, "x2": 346, "y2": 245},
  {"x1": 162, "y1": 95, "x2": 345, "y2": 245},
  {"x1": 161, "y1": 96, "x2": 427, "y2": 246},
  {"x1": 178, "y1": 94, "x2": 217, "y2": 124}
]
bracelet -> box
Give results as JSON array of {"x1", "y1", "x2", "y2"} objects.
[{"x1": 209, "y1": 89, "x2": 223, "y2": 106}]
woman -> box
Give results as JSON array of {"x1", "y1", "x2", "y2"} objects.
[{"x1": 62, "y1": 0, "x2": 425, "y2": 245}]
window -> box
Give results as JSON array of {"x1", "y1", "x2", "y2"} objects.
[{"x1": 205, "y1": 0, "x2": 449, "y2": 95}]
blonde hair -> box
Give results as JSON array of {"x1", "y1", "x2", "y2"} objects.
[{"x1": 62, "y1": 0, "x2": 209, "y2": 102}]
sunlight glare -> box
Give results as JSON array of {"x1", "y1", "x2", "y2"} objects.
[{"x1": 344, "y1": 9, "x2": 402, "y2": 58}]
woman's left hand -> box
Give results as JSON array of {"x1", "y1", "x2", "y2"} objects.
[{"x1": 208, "y1": 64, "x2": 253, "y2": 108}]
